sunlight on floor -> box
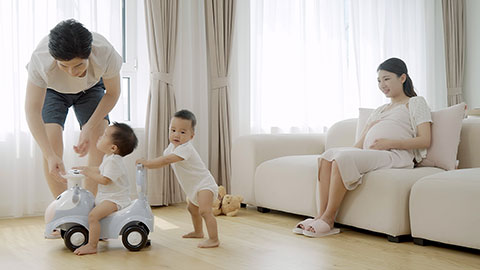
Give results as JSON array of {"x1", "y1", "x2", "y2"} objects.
[{"x1": 154, "y1": 216, "x2": 179, "y2": 230}]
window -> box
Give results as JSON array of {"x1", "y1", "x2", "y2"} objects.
[{"x1": 249, "y1": 0, "x2": 438, "y2": 134}]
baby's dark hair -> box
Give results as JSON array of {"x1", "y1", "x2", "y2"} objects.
[
  {"x1": 174, "y1": 109, "x2": 197, "y2": 131},
  {"x1": 48, "y1": 19, "x2": 92, "y2": 61},
  {"x1": 111, "y1": 122, "x2": 138, "y2": 157}
]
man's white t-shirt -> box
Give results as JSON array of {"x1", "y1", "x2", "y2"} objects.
[
  {"x1": 27, "y1": 32, "x2": 122, "y2": 94},
  {"x1": 96, "y1": 154, "x2": 131, "y2": 209},
  {"x1": 164, "y1": 141, "x2": 218, "y2": 205}
]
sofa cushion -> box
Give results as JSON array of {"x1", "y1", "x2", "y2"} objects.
[
  {"x1": 410, "y1": 168, "x2": 480, "y2": 249},
  {"x1": 336, "y1": 166, "x2": 444, "y2": 236},
  {"x1": 254, "y1": 155, "x2": 321, "y2": 217},
  {"x1": 418, "y1": 103, "x2": 466, "y2": 170}
]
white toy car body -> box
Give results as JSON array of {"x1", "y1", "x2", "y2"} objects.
[{"x1": 44, "y1": 165, "x2": 153, "y2": 251}]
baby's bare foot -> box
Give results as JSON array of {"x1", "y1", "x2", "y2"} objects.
[
  {"x1": 182, "y1": 232, "x2": 204, "y2": 238},
  {"x1": 73, "y1": 244, "x2": 97, "y2": 255},
  {"x1": 198, "y1": 239, "x2": 219, "y2": 248}
]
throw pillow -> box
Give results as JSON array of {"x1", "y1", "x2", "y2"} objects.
[{"x1": 418, "y1": 102, "x2": 466, "y2": 170}]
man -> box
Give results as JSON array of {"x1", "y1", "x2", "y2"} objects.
[{"x1": 25, "y1": 19, "x2": 122, "y2": 197}]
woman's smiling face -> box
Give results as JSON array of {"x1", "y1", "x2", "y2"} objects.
[{"x1": 377, "y1": 69, "x2": 406, "y2": 98}]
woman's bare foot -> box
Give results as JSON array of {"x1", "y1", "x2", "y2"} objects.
[
  {"x1": 198, "y1": 238, "x2": 219, "y2": 248},
  {"x1": 182, "y1": 232, "x2": 204, "y2": 238},
  {"x1": 73, "y1": 244, "x2": 97, "y2": 255}
]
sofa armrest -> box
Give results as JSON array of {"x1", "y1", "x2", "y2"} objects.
[{"x1": 231, "y1": 133, "x2": 325, "y2": 205}]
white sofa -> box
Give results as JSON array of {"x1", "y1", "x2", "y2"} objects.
[{"x1": 231, "y1": 118, "x2": 480, "y2": 243}]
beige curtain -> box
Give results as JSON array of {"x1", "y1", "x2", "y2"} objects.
[
  {"x1": 144, "y1": 0, "x2": 184, "y2": 205},
  {"x1": 442, "y1": 0, "x2": 466, "y2": 106},
  {"x1": 204, "y1": 0, "x2": 235, "y2": 192}
]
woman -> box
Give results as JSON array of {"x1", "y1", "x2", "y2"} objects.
[{"x1": 294, "y1": 58, "x2": 432, "y2": 237}]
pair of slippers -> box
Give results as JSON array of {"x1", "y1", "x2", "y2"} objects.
[{"x1": 292, "y1": 218, "x2": 340, "y2": 237}]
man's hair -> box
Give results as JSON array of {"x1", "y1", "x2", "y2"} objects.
[
  {"x1": 111, "y1": 122, "x2": 138, "y2": 157},
  {"x1": 174, "y1": 109, "x2": 197, "y2": 131},
  {"x1": 48, "y1": 19, "x2": 93, "y2": 61}
]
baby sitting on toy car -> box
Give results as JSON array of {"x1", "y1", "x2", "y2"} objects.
[{"x1": 72, "y1": 122, "x2": 138, "y2": 255}]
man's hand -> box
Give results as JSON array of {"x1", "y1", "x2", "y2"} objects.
[
  {"x1": 74, "y1": 126, "x2": 92, "y2": 157},
  {"x1": 369, "y1": 138, "x2": 394, "y2": 151},
  {"x1": 46, "y1": 155, "x2": 67, "y2": 184}
]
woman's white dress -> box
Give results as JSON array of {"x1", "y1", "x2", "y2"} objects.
[{"x1": 320, "y1": 97, "x2": 431, "y2": 190}]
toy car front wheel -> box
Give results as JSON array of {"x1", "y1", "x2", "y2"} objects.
[
  {"x1": 122, "y1": 225, "x2": 148, "y2": 251},
  {"x1": 64, "y1": 226, "x2": 89, "y2": 252}
]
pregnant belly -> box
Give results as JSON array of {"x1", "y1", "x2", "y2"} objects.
[{"x1": 363, "y1": 121, "x2": 411, "y2": 149}]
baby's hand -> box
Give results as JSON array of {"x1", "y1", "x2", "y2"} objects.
[
  {"x1": 136, "y1": 158, "x2": 149, "y2": 167},
  {"x1": 71, "y1": 166, "x2": 100, "y2": 178}
]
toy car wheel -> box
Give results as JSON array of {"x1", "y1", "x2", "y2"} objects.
[
  {"x1": 64, "y1": 226, "x2": 89, "y2": 252},
  {"x1": 122, "y1": 225, "x2": 148, "y2": 251}
]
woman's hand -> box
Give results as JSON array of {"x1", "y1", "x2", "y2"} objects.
[{"x1": 369, "y1": 138, "x2": 394, "y2": 150}]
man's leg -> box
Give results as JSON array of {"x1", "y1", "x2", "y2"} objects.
[
  {"x1": 43, "y1": 123, "x2": 66, "y2": 198},
  {"x1": 84, "y1": 119, "x2": 108, "y2": 196}
]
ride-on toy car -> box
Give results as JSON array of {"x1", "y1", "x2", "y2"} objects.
[{"x1": 44, "y1": 164, "x2": 153, "y2": 251}]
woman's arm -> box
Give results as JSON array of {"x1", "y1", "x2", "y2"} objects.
[
  {"x1": 136, "y1": 154, "x2": 184, "y2": 169},
  {"x1": 369, "y1": 122, "x2": 431, "y2": 150}
]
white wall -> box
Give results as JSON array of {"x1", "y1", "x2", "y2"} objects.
[{"x1": 464, "y1": 0, "x2": 480, "y2": 109}]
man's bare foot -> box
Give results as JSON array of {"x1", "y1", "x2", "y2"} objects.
[
  {"x1": 182, "y1": 232, "x2": 204, "y2": 238},
  {"x1": 73, "y1": 244, "x2": 97, "y2": 255},
  {"x1": 198, "y1": 239, "x2": 219, "y2": 248}
]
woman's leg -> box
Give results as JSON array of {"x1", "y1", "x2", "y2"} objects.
[
  {"x1": 317, "y1": 158, "x2": 333, "y2": 219},
  {"x1": 320, "y1": 160, "x2": 347, "y2": 228}
]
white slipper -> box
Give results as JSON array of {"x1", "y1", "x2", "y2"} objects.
[
  {"x1": 292, "y1": 218, "x2": 314, "y2": 234},
  {"x1": 303, "y1": 219, "x2": 340, "y2": 237}
]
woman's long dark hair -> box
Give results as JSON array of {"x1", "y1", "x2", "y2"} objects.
[{"x1": 377, "y1": 58, "x2": 417, "y2": 97}]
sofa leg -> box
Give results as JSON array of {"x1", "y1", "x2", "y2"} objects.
[
  {"x1": 413, "y1": 237, "x2": 428, "y2": 246},
  {"x1": 257, "y1": 207, "x2": 271, "y2": 213},
  {"x1": 387, "y1": 235, "x2": 401, "y2": 243},
  {"x1": 240, "y1": 203, "x2": 247, "y2": 208},
  {"x1": 387, "y1": 235, "x2": 411, "y2": 243}
]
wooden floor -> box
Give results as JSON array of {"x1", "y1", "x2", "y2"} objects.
[{"x1": 0, "y1": 203, "x2": 479, "y2": 270}]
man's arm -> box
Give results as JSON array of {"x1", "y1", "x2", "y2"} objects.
[
  {"x1": 25, "y1": 81, "x2": 66, "y2": 179},
  {"x1": 74, "y1": 74, "x2": 121, "y2": 156}
]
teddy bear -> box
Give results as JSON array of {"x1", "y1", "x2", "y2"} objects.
[
  {"x1": 212, "y1": 186, "x2": 227, "y2": 216},
  {"x1": 212, "y1": 186, "x2": 244, "y2": 217}
]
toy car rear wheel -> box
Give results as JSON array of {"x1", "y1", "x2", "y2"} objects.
[
  {"x1": 64, "y1": 226, "x2": 89, "y2": 252},
  {"x1": 122, "y1": 225, "x2": 148, "y2": 251}
]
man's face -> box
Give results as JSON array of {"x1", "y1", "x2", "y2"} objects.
[{"x1": 57, "y1": 57, "x2": 88, "y2": 77}]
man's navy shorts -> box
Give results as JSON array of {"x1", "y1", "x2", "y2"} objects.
[{"x1": 41, "y1": 79, "x2": 110, "y2": 129}]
